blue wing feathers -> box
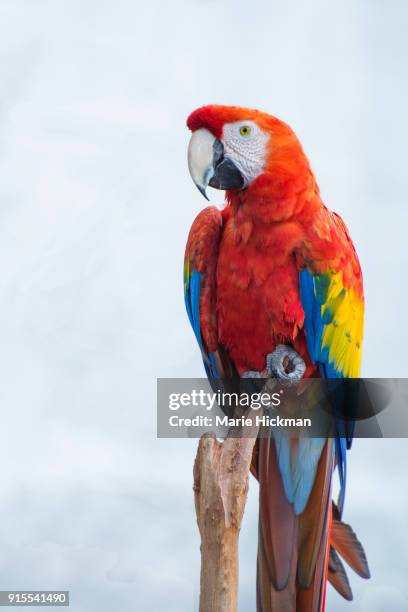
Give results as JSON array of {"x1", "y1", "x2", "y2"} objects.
[
  {"x1": 299, "y1": 268, "x2": 348, "y2": 517},
  {"x1": 207, "y1": 352, "x2": 219, "y2": 378},
  {"x1": 189, "y1": 271, "x2": 203, "y2": 348},
  {"x1": 299, "y1": 269, "x2": 317, "y2": 360},
  {"x1": 185, "y1": 269, "x2": 221, "y2": 379}
]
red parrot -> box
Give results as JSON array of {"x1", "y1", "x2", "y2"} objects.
[{"x1": 184, "y1": 105, "x2": 370, "y2": 611}]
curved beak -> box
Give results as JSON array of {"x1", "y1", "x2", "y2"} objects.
[{"x1": 187, "y1": 128, "x2": 244, "y2": 200}]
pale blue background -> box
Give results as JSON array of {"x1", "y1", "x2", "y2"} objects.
[{"x1": 0, "y1": 1, "x2": 406, "y2": 610}]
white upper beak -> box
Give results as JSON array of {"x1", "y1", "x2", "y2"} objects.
[{"x1": 187, "y1": 128, "x2": 216, "y2": 200}]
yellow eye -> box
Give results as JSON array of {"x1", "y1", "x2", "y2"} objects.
[{"x1": 239, "y1": 125, "x2": 252, "y2": 137}]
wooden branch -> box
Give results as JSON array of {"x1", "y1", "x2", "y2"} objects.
[
  {"x1": 192, "y1": 346, "x2": 306, "y2": 611},
  {"x1": 193, "y1": 414, "x2": 260, "y2": 612}
]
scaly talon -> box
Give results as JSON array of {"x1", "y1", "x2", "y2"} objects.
[
  {"x1": 266, "y1": 344, "x2": 306, "y2": 385},
  {"x1": 241, "y1": 370, "x2": 262, "y2": 378}
]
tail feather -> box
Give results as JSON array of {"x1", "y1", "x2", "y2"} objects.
[
  {"x1": 255, "y1": 439, "x2": 333, "y2": 612},
  {"x1": 330, "y1": 516, "x2": 371, "y2": 579},
  {"x1": 257, "y1": 520, "x2": 298, "y2": 612},
  {"x1": 253, "y1": 439, "x2": 370, "y2": 611},
  {"x1": 258, "y1": 437, "x2": 297, "y2": 590},
  {"x1": 297, "y1": 439, "x2": 334, "y2": 589},
  {"x1": 327, "y1": 547, "x2": 353, "y2": 601},
  {"x1": 296, "y1": 478, "x2": 332, "y2": 612}
]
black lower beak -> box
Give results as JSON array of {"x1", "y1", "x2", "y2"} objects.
[{"x1": 209, "y1": 140, "x2": 245, "y2": 191}]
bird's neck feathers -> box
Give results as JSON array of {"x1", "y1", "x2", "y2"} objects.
[{"x1": 226, "y1": 145, "x2": 322, "y2": 225}]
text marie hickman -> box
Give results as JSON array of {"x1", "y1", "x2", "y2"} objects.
[{"x1": 168, "y1": 414, "x2": 312, "y2": 428}]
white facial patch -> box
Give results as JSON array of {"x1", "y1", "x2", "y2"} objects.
[{"x1": 221, "y1": 120, "x2": 269, "y2": 186}]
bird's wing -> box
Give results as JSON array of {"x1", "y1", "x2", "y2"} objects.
[
  {"x1": 184, "y1": 206, "x2": 237, "y2": 382},
  {"x1": 298, "y1": 209, "x2": 364, "y2": 514}
]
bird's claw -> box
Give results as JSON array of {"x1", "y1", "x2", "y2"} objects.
[
  {"x1": 242, "y1": 345, "x2": 305, "y2": 385},
  {"x1": 241, "y1": 371, "x2": 262, "y2": 378},
  {"x1": 266, "y1": 344, "x2": 306, "y2": 385}
]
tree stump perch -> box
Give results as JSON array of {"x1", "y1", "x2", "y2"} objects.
[
  {"x1": 193, "y1": 419, "x2": 260, "y2": 612},
  {"x1": 193, "y1": 346, "x2": 306, "y2": 611}
]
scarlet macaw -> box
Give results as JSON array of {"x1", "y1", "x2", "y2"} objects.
[{"x1": 184, "y1": 105, "x2": 370, "y2": 611}]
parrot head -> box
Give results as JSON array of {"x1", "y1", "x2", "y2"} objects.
[{"x1": 187, "y1": 105, "x2": 311, "y2": 205}]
